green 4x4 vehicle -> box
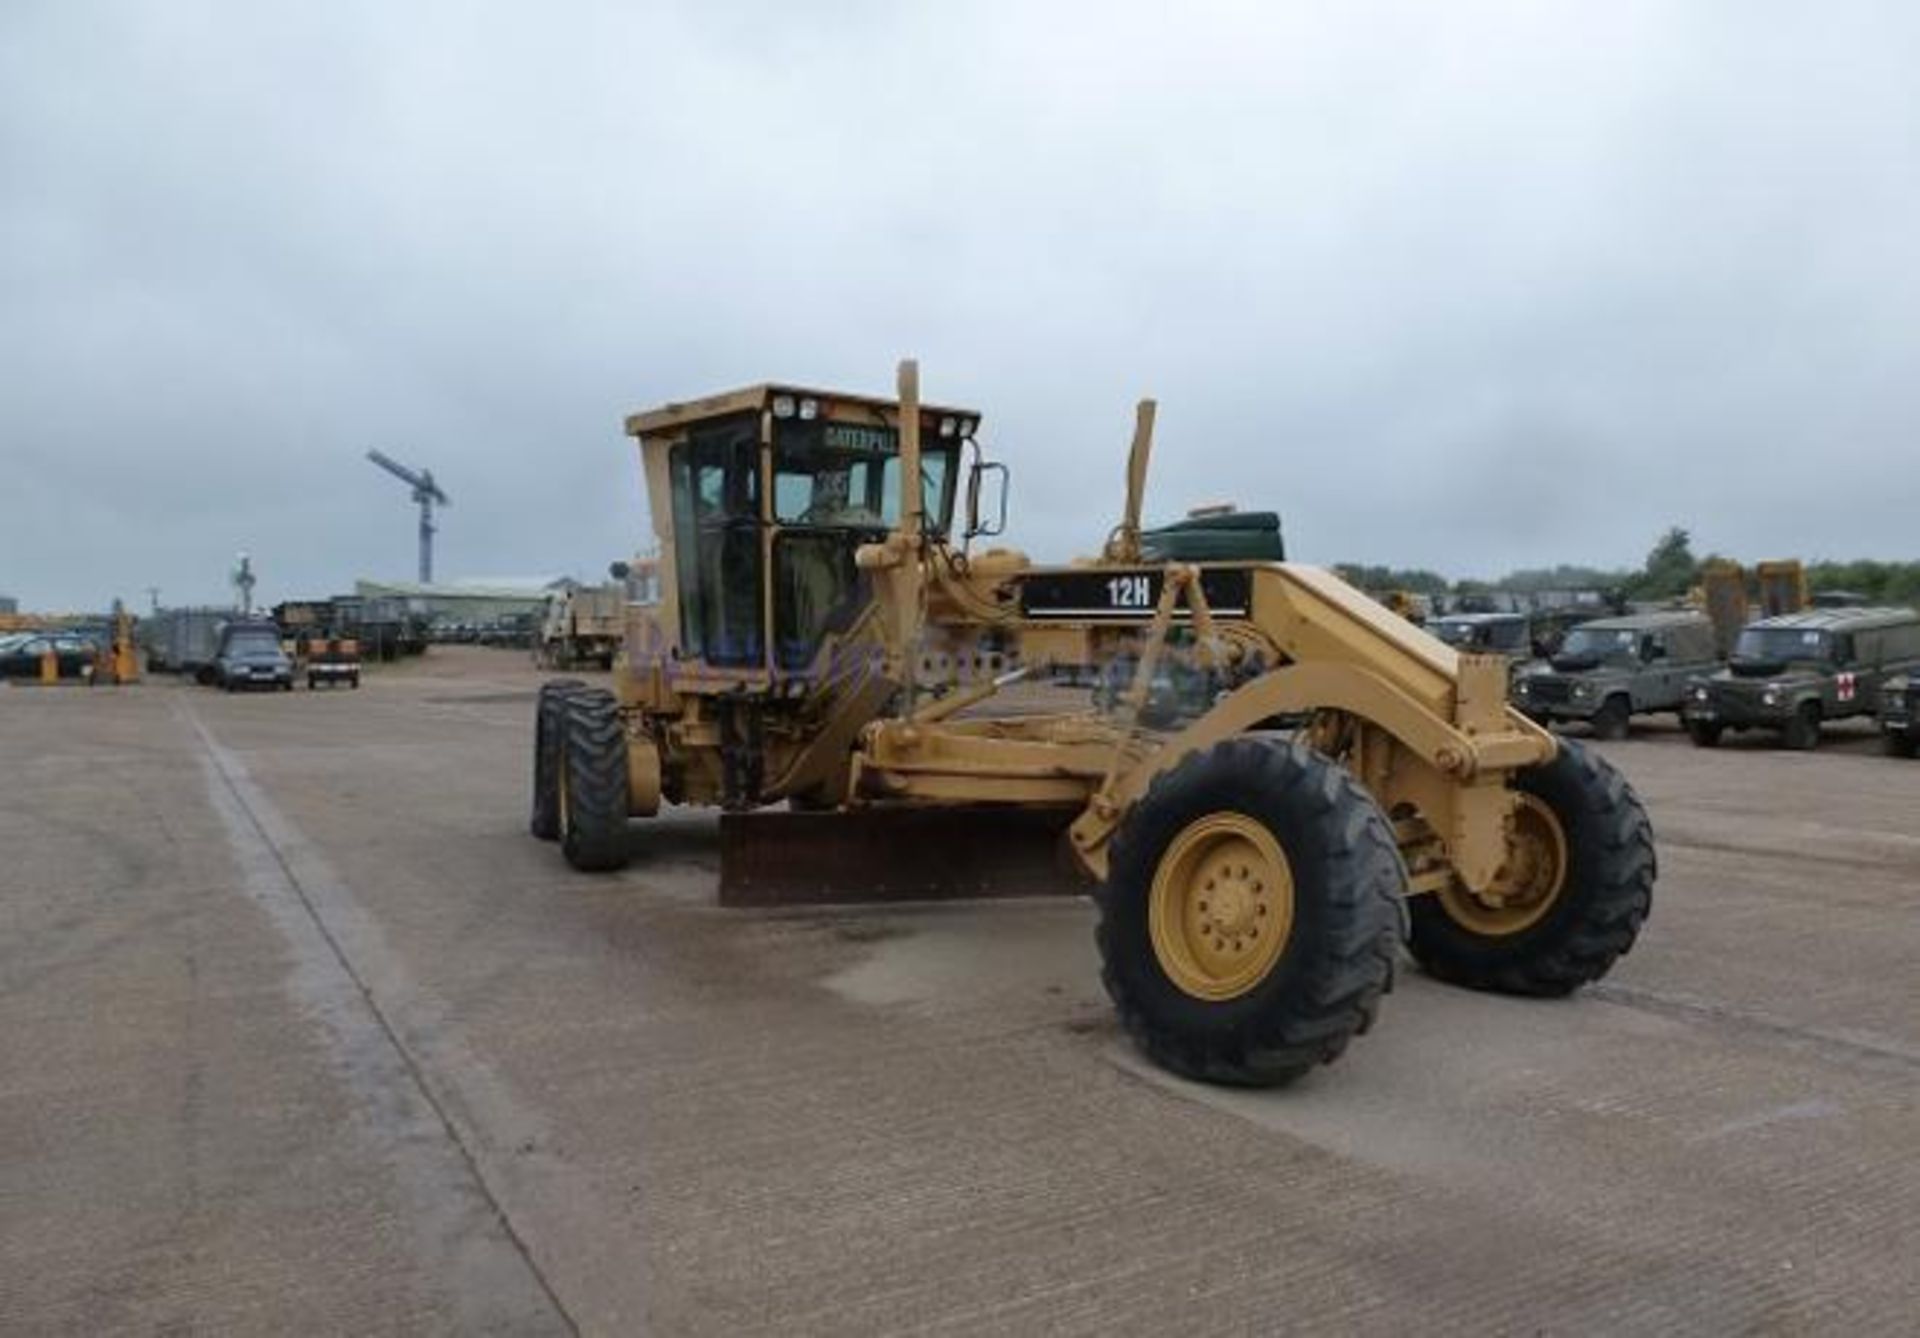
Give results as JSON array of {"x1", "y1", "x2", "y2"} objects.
[
  {"x1": 1428, "y1": 612, "x2": 1534, "y2": 666},
  {"x1": 1684, "y1": 606, "x2": 1920, "y2": 750},
  {"x1": 1881, "y1": 673, "x2": 1919, "y2": 757},
  {"x1": 1514, "y1": 611, "x2": 1721, "y2": 740}
]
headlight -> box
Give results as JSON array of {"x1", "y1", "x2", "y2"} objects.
[
  {"x1": 1572, "y1": 683, "x2": 1592, "y2": 700},
  {"x1": 1762, "y1": 687, "x2": 1781, "y2": 707},
  {"x1": 1514, "y1": 679, "x2": 1531, "y2": 697},
  {"x1": 1691, "y1": 685, "x2": 1709, "y2": 702}
]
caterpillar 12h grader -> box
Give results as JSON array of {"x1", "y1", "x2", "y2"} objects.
[{"x1": 531, "y1": 361, "x2": 1654, "y2": 1087}]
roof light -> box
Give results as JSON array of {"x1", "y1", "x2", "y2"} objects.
[
  {"x1": 771, "y1": 394, "x2": 797, "y2": 419},
  {"x1": 938, "y1": 416, "x2": 957, "y2": 437},
  {"x1": 798, "y1": 397, "x2": 819, "y2": 420}
]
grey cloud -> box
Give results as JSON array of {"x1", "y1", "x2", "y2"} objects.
[{"x1": 4, "y1": 0, "x2": 1918, "y2": 610}]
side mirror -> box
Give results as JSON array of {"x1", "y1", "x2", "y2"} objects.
[{"x1": 965, "y1": 455, "x2": 1010, "y2": 540}]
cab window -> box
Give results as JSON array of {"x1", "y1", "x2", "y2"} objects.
[
  {"x1": 669, "y1": 414, "x2": 763, "y2": 668},
  {"x1": 771, "y1": 418, "x2": 956, "y2": 533}
]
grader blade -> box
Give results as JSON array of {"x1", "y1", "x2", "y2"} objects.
[{"x1": 718, "y1": 806, "x2": 1089, "y2": 907}]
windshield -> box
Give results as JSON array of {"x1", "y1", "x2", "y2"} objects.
[
  {"x1": 1558, "y1": 627, "x2": 1639, "y2": 662},
  {"x1": 773, "y1": 419, "x2": 955, "y2": 532},
  {"x1": 227, "y1": 631, "x2": 283, "y2": 655},
  {"x1": 1432, "y1": 618, "x2": 1527, "y2": 652},
  {"x1": 1734, "y1": 627, "x2": 1831, "y2": 664}
]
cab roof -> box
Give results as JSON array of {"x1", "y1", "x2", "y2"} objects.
[
  {"x1": 1747, "y1": 606, "x2": 1918, "y2": 632},
  {"x1": 625, "y1": 383, "x2": 980, "y2": 438}
]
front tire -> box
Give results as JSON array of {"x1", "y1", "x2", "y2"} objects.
[
  {"x1": 1408, "y1": 738, "x2": 1653, "y2": 996},
  {"x1": 1782, "y1": 702, "x2": 1821, "y2": 751},
  {"x1": 558, "y1": 687, "x2": 631, "y2": 872},
  {"x1": 1886, "y1": 731, "x2": 1918, "y2": 759},
  {"x1": 1590, "y1": 695, "x2": 1631, "y2": 741},
  {"x1": 1096, "y1": 737, "x2": 1402, "y2": 1088},
  {"x1": 1687, "y1": 718, "x2": 1722, "y2": 748}
]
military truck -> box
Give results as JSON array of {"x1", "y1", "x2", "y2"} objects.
[
  {"x1": 1514, "y1": 611, "x2": 1720, "y2": 740},
  {"x1": 1684, "y1": 606, "x2": 1920, "y2": 750},
  {"x1": 1879, "y1": 674, "x2": 1918, "y2": 757},
  {"x1": 1427, "y1": 612, "x2": 1534, "y2": 665},
  {"x1": 535, "y1": 583, "x2": 627, "y2": 670}
]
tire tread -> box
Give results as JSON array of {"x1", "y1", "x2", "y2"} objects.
[{"x1": 1097, "y1": 738, "x2": 1402, "y2": 1087}]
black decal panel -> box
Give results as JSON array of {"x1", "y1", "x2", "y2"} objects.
[{"x1": 1018, "y1": 569, "x2": 1254, "y2": 621}]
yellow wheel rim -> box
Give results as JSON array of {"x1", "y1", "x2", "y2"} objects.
[
  {"x1": 1437, "y1": 793, "x2": 1568, "y2": 937},
  {"x1": 1149, "y1": 813, "x2": 1295, "y2": 1002}
]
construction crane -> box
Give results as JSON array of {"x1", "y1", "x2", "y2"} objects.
[{"x1": 366, "y1": 449, "x2": 450, "y2": 584}]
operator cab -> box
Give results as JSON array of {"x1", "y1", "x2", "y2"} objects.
[{"x1": 626, "y1": 385, "x2": 999, "y2": 679}]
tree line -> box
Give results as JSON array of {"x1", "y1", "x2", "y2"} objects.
[{"x1": 1339, "y1": 527, "x2": 1920, "y2": 607}]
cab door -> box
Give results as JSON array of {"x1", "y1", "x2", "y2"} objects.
[
  {"x1": 1639, "y1": 632, "x2": 1678, "y2": 709},
  {"x1": 668, "y1": 415, "x2": 764, "y2": 669}
]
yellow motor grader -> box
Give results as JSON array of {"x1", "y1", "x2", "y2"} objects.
[{"x1": 531, "y1": 360, "x2": 1654, "y2": 1087}]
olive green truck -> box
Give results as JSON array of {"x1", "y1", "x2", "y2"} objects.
[
  {"x1": 1684, "y1": 606, "x2": 1920, "y2": 750},
  {"x1": 1514, "y1": 611, "x2": 1720, "y2": 740}
]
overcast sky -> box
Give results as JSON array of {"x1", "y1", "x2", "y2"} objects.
[{"x1": 4, "y1": 1, "x2": 1918, "y2": 611}]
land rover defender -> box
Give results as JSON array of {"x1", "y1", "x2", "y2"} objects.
[
  {"x1": 1684, "y1": 606, "x2": 1920, "y2": 750},
  {"x1": 1515, "y1": 610, "x2": 1720, "y2": 740}
]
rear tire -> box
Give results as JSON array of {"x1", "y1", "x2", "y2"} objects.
[
  {"x1": 1782, "y1": 702, "x2": 1821, "y2": 751},
  {"x1": 1886, "y1": 732, "x2": 1918, "y2": 759},
  {"x1": 1407, "y1": 738, "x2": 1653, "y2": 996},
  {"x1": 1096, "y1": 737, "x2": 1402, "y2": 1088},
  {"x1": 558, "y1": 687, "x2": 631, "y2": 872},
  {"x1": 1590, "y1": 695, "x2": 1631, "y2": 741},
  {"x1": 1687, "y1": 718, "x2": 1722, "y2": 748},
  {"x1": 530, "y1": 678, "x2": 585, "y2": 840}
]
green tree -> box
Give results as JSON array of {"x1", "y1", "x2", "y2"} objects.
[{"x1": 1630, "y1": 526, "x2": 1698, "y2": 600}]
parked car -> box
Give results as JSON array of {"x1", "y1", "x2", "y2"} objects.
[
  {"x1": 1684, "y1": 606, "x2": 1920, "y2": 750},
  {"x1": 1427, "y1": 612, "x2": 1535, "y2": 670},
  {"x1": 0, "y1": 632, "x2": 97, "y2": 680},
  {"x1": 1513, "y1": 611, "x2": 1722, "y2": 739},
  {"x1": 213, "y1": 621, "x2": 294, "y2": 692}
]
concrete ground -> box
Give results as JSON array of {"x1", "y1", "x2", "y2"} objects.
[{"x1": 4, "y1": 647, "x2": 1918, "y2": 1335}]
